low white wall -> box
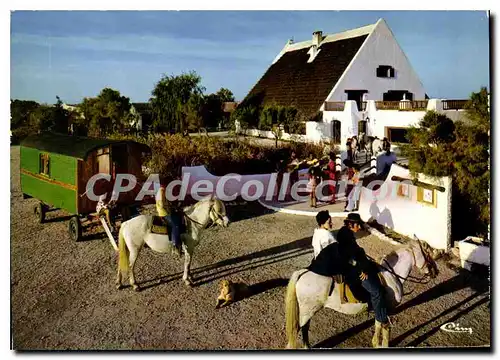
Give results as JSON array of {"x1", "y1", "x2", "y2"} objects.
[
  {"x1": 357, "y1": 163, "x2": 452, "y2": 250},
  {"x1": 242, "y1": 128, "x2": 308, "y2": 143},
  {"x1": 181, "y1": 165, "x2": 277, "y2": 199}
]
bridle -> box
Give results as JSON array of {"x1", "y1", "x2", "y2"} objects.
[
  {"x1": 183, "y1": 201, "x2": 226, "y2": 228},
  {"x1": 372, "y1": 240, "x2": 435, "y2": 284}
]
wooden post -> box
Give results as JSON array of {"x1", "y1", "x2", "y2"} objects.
[
  {"x1": 335, "y1": 156, "x2": 341, "y2": 172},
  {"x1": 100, "y1": 217, "x2": 118, "y2": 251}
]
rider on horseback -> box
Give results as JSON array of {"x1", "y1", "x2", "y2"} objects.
[
  {"x1": 156, "y1": 183, "x2": 183, "y2": 257},
  {"x1": 308, "y1": 213, "x2": 390, "y2": 332},
  {"x1": 336, "y1": 213, "x2": 390, "y2": 331}
]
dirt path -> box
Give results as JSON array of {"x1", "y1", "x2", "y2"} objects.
[{"x1": 10, "y1": 146, "x2": 490, "y2": 349}]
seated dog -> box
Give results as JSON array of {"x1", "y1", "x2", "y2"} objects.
[{"x1": 215, "y1": 279, "x2": 249, "y2": 309}]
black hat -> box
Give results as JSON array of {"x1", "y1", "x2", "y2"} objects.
[
  {"x1": 316, "y1": 210, "x2": 331, "y2": 226},
  {"x1": 345, "y1": 213, "x2": 363, "y2": 224},
  {"x1": 343, "y1": 159, "x2": 353, "y2": 167}
]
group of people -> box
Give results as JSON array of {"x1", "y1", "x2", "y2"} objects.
[
  {"x1": 305, "y1": 152, "x2": 362, "y2": 210},
  {"x1": 308, "y1": 210, "x2": 390, "y2": 331}
]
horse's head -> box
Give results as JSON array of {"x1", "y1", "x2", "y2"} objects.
[
  {"x1": 411, "y1": 239, "x2": 441, "y2": 279},
  {"x1": 208, "y1": 197, "x2": 229, "y2": 228}
]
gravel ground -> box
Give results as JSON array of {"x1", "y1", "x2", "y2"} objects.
[{"x1": 10, "y1": 146, "x2": 490, "y2": 350}]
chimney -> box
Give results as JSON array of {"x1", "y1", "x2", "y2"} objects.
[{"x1": 312, "y1": 30, "x2": 322, "y2": 47}]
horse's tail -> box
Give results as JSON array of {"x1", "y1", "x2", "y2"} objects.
[
  {"x1": 285, "y1": 269, "x2": 306, "y2": 349},
  {"x1": 118, "y1": 225, "x2": 129, "y2": 276}
]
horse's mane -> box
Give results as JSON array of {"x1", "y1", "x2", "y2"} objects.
[{"x1": 182, "y1": 197, "x2": 225, "y2": 215}]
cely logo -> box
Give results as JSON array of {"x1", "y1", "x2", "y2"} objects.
[{"x1": 440, "y1": 322, "x2": 473, "y2": 335}]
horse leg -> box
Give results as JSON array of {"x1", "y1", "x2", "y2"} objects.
[
  {"x1": 301, "y1": 320, "x2": 312, "y2": 349},
  {"x1": 182, "y1": 248, "x2": 194, "y2": 287},
  {"x1": 115, "y1": 263, "x2": 123, "y2": 289},
  {"x1": 128, "y1": 248, "x2": 140, "y2": 291}
]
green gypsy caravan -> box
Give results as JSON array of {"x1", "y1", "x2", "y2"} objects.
[{"x1": 20, "y1": 133, "x2": 150, "y2": 241}]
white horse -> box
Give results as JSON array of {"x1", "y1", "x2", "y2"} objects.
[
  {"x1": 285, "y1": 239, "x2": 442, "y2": 349},
  {"x1": 365, "y1": 136, "x2": 384, "y2": 157},
  {"x1": 116, "y1": 197, "x2": 229, "y2": 291}
]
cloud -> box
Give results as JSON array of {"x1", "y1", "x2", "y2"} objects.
[{"x1": 11, "y1": 32, "x2": 283, "y2": 63}]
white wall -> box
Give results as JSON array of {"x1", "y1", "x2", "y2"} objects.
[
  {"x1": 357, "y1": 163, "x2": 452, "y2": 250},
  {"x1": 317, "y1": 100, "x2": 470, "y2": 142},
  {"x1": 326, "y1": 19, "x2": 426, "y2": 102},
  {"x1": 244, "y1": 128, "x2": 308, "y2": 143},
  {"x1": 370, "y1": 110, "x2": 423, "y2": 138},
  {"x1": 181, "y1": 165, "x2": 277, "y2": 199}
]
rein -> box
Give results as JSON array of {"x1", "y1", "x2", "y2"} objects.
[
  {"x1": 368, "y1": 244, "x2": 431, "y2": 284},
  {"x1": 182, "y1": 202, "x2": 225, "y2": 228}
]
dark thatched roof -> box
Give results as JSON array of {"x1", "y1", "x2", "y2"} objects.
[
  {"x1": 21, "y1": 132, "x2": 150, "y2": 160},
  {"x1": 240, "y1": 34, "x2": 368, "y2": 119}
]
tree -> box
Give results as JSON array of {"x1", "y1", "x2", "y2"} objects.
[
  {"x1": 231, "y1": 106, "x2": 257, "y2": 135},
  {"x1": 10, "y1": 99, "x2": 40, "y2": 129},
  {"x1": 401, "y1": 87, "x2": 490, "y2": 239},
  {"x1": 259, "y1": 104, "x2": 299, "y2": 147},
  {"x1": 52, "y1": 96, "x2": 71, "y2": 134},
  {"x1": 77, "y1": 88, "x2": 134, "y2": 137},
  {"x1": 215, "y1": 88, "x2": 235, "y2": 103},
  {"x1": 185, "y1": 93, "x2": 205, "y2": 131},
  {"x1": 28, "y1": 104, "x2": 56, "y2": 132},
  {"x1": 149, "y1": 71, "x2": 205, "y2": 133}
]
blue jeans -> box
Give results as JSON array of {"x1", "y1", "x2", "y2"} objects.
[
  {"x1": 361, "y1": 275, "x2": 388, "y2": 323},
  {"x1": 164, "y1": 214, "x2": 182, "y2": 247}
]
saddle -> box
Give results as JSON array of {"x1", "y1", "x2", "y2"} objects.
[
  {"x1": 333, "y1": 273, "x2": 387, "y2": 304},
  {"x1": 151, "y1": 215, "x2": 187, "y2": 236},
  {"x1": 151, "y1": 216, "x2": 168, "y2": 235}
]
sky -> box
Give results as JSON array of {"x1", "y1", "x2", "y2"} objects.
[{"x1": 10, "y1": 10, "x2": 490, "y2": 104}]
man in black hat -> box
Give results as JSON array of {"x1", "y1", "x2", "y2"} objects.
[{"x1": 337, "y1": 213, "x2": 389, "y2": 330}]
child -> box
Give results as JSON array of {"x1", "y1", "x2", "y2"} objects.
[
  {"x1": 345, "y1": 165, "x2": 361, "y2": 212},
  {"x1": 307, "y1": 162, "x2": 321, "y2": 208},
  {"x1": 325, "y1": 152, "x2": 337, "y2": 204}
]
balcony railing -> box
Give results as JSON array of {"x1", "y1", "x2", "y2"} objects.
[
  {"x1": 399, "y1": 100, "x2": 429, "y2": 111},
  {"x1": 442, "y1": 99, "x2": 468, "y2": 110},
  {"x1": 324, "y1": 101, "x2": 345, "y2": 111},
  {"x1": 325, "y1": 99, "x2": 467, "y2": 112},
  {"x1": 375, "y1": 101, "x2": 400, "y2": 110}
]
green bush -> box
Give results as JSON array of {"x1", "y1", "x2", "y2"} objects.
[{"x1": 110, "y1": 133, "x2": 325, "y2": 181}]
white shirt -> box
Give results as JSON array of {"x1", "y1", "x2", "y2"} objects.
[{"x1": 312, "y1": 228, "x2": 337, "y2": 258}]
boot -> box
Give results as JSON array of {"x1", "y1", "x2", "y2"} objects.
[
  {"x1": 381, "y1": 321, "x2": 391, "y2": 348},
  {"x1": 171, "y1": 244, "x2": 183, "y2": 257},
  {"x1": 371, "y1": 320, "x2": 382, "y2": 348}
]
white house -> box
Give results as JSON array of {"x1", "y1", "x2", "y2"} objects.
[
  {"x1": 62, "y1": 103, "x2": 143, "y2": 132},
  {"x1": 238, "y1": 18, "x2": 469, "y2": 147}
]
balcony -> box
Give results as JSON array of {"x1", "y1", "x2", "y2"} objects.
[
  {"x1": 324, "y1": 101, "x2": 345, "y2": 111},
  {"x1": 324, "y1": 99, "x2": 468, "y2": 112},
  {"x1": 442, "y1": 100, "x2": 468, "y2": 110},
  {"x1": 375, "y1": 101, "x2": 400, "y2": 110},
  {"x1": 399, "y1": 100, "x2": 429, "y2": 111}
]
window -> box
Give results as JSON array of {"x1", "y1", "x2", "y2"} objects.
[
  {"x1": 39, "y1": 153, "x2": 50, "y2": 176},
  {"x1": 417, "y1": 187, "x2": 437, "y2": 207},
  {"x1": 97, "y1": 147, "x2": 110, "y2": 174},
  {"x1": 376, "y1": 65, "x2": 395, "y2": 78},
  {"x1": 358, "y1": 120, "x2": 367, "y2": 135},
  {"x1": 332, "y1": 120, "x2": 341, "y2": 144},
  {"x1": 397, "y1": 183, "x2": 411, "y2": 198},
  {"x1": 386, "y1": 127, "x2": 409, "y2": 143}
]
